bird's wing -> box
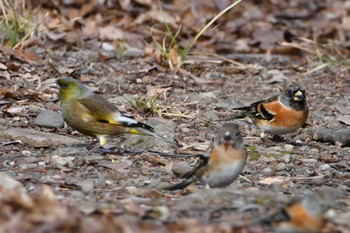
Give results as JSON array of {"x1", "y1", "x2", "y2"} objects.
[
  {"x1": 182, "y1": 153, "x2": 210, "y2": 178},
  {"x1": 234, "y1": 95, "x2": 278, "y2": 121},
  {"x1": 77, "y1": 95, "x2": 153, "y2": 129},
  {"x1": 77, "y1": 94, "x2": 118, "y2": 118},
  {"x1": 163, "y1": 153, "x2": 209, "y2": 190}
]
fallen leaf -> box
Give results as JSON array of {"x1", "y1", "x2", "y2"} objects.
[{"x1": 99, "y1": 25, "x2": 125, "y2": 41}]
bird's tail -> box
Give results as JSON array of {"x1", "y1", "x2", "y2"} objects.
[
  {"x1": 216, "y1": 114, "x2": 245, "y2": 122},
  {"x1": 163, "y1": 177, "x2": 196, "y2": 191},
  {"x1": 216, "y1": 106, "x2": 250, "y2": 122},
  {"x1": 115, "y1": 113, "x2": 180, "y2": 148}
]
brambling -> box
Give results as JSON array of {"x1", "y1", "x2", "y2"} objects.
[
  {"x1": 56, "y1": 77, "x2": 177, "y2": 148},
  {"x1": 222, "y1": 84, "x2": 308, "y2": 136},
  {"x1": 164, "y1": 123, "x2": 247, "y2": 190},
  {"x1": 271, "y1": 191, "x2": 334, "y2": 233}
]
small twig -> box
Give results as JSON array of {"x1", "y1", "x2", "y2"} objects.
[
  {"x1": 239, "y1": 175, "x2": 254, "y2": 183},
  {"x1": 162, "y1": 112, "x2": 196, "y2": 119}
]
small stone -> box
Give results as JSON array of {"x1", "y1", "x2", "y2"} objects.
[
  {"x1": 275, "y1": 163, "x2": 286, "y2": 171},
  {"x1": 309, "y1": 148, "x2": 319, "y2": 154},
  {"x1": 51, "y1": 155, "x2": 75, "y2": 166},
  {"x1": 0, "y1": 128, "x2": 83, "y2": 148},
  {"x1": 203, "y1": 111, "x2": 219, "y2": 121},
  {"x1": 319, "y1": 164, "x2": 331, "y2": 171},
  {"x1": 35, "y1": 110, "x2": 64, "y2": 128},
  {"x1": 281, "y1": 154, "x2": 292, "y2": 163},
  {"x1": 79, "y1": 179, "x2": 95, "y2": 195},
  {"x1": 285, "y1": 164, "x2": 295, "y2": 171},
  {"x1": 21, "y1": 150, "x2": 31, "y2": 156},
  {"x1": 262, "y1": 167, "x2": 273, "y2": 176},
  {"x1": 295, "y1": 139, "x2": 302, "y2": 144},
  {"x1": 172, "y1": 161, "x2": 192, "y2": 176},
  {"x1": 283, "y1": 144, "x2": 294, "y2": 151},
  {"x1": 38, "y1": 161, "x2": 46, "y2": 166}
]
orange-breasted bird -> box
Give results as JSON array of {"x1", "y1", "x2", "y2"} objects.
[
  {"x1": 270, "y1": 191, "x2": 334, "y2": 233},
  {"x1": 164, "y1": 123, "x2": 247, "y2": 190},
  {"x1": 222, "y1": 84, "x2": 309, "y2": 136},
  {"x1": 56, "y1": 77, "x2": 177, "y2": 148}
]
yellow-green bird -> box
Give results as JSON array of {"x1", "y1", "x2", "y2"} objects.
[{"x1": 56, "y1": 77, "x2": 177, "y2": 147}]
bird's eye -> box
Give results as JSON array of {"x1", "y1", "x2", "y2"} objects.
[{"x1": 63, "y1": 83, "x2": 69, "y2": 87}]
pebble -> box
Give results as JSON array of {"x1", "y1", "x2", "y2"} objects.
[
  {"x1": 38, "y1": 161, "x2": 46, "y2": 166},
  {"x1": 275, "y1": 163, "x2": 286, "y2": 171},
  {"x1": 21, "y1": 150, "x2": 31, "y2": 156},
  {"x1": 34, "y1": 110, "x2": 65, "y2": 128},
  {"x1": 0, "y1": 128, "x2": 83, "y2": 148},
  {"x1": 51, "y1": 155, "x2": 76, "y2": 166},
  {"x1": 319, "y1": 164, "x2": 331, "y2": 171},
  {"x1": 283, "y1": 144, "x2": 294, "y2": 151},
  {"x1": 309, "y1": 148, "x2": 319, "y2": 154},
  {"x1": 281, "y1": 154, "x2": 292, "y2": 163},
  {"x1": 203, "y1": 111, "x2": 219, "y2": 121},
  {"x1": 79, "y1": 179, "x2": 95, "y2": 195},
  {"x1": 172, "y1": 161, "x2": 192, "y2": 176},
  {"x1": 262, "y1": 167, "x2": 273, "y2": 176}
]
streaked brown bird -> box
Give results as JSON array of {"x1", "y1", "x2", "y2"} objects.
[
  {"x1": 164, "y1": 123, "x2": 247, "y2": 190},
  {"x1": 56, "y1": 77, "x2": 177, "y2": 149}
]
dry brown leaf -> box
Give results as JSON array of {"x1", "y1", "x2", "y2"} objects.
[
  {"x1": 169, "y1": 47, "x2": 179, "y2": 67},
  {"x1": 0, "y1": 88, "x2": 16, "y2": 99},
  {"x1": 16, "y1": 46, "x2": 42, "y2": 64},
  {"x1": 133, "y1": 10, "x2": 178, "y2": 27},
  {"x1": 99, "y1": 25, "x2": 125, "y2": 41}
]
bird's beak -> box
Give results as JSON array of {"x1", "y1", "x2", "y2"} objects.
[
  {"x1": 223, "y1": 131, "x2": 232, "y2": 142},
  {"x1": 222, "y1": 131, "x2": 232, "y2": 150},
  {"x1": 293, "y1": 90, "x2": 304, "y2": 101}
]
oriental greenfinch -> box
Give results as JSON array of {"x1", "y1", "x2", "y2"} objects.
[{"x1": 56, "y1": 77, "x2": 177, "y2": 147}]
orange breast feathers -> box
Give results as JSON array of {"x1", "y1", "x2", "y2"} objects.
[
  {"x1": 209, "y1": 144, "x2": 247, "y2": 166},
  {"x1": 258, "y1": 101, "x2": 308, "y2": 127},
  {"x1": 282, "y1": 203, "x2": 326, "y2": 232}
]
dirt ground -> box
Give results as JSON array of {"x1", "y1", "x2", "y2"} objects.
[{"x1": 0, "y1": 0, "x2": 349, "y2": 232}]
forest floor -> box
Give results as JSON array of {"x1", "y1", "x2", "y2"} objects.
[{"x1": 0, "y1": 0, "x2": 349, "y2": 232}]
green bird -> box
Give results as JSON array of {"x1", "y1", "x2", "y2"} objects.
[{"x1": 56, "y1": 77, "x2": 177, "y2": 148}]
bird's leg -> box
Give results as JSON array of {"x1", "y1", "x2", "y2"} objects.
[{"x1": 87, "y1": 143, "x2": 102, "y2": 155}]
